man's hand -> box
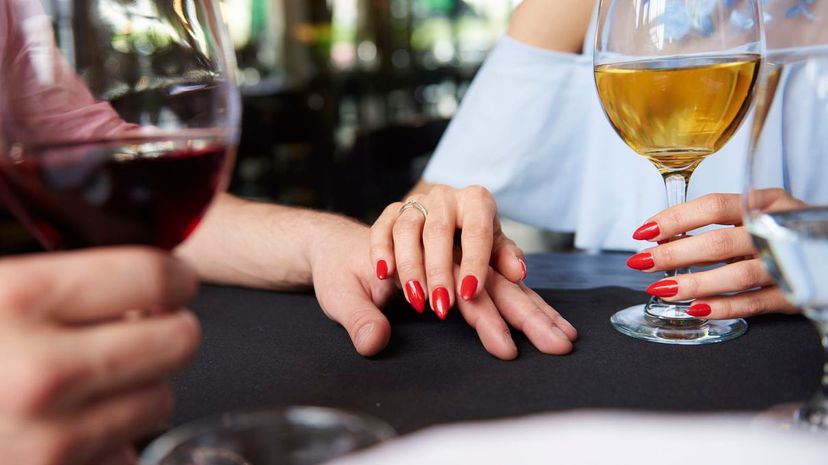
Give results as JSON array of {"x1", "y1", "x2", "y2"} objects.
[
  {"x1": 0, "y1": 248, "x2": 200, "y2": 465},
  {"x1": 309, "y1": 216, "x2": 397, "y2": 356}
]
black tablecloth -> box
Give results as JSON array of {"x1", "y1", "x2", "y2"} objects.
[{"x1": 172, "y1": 254, "x2": 821, "y2": 434}]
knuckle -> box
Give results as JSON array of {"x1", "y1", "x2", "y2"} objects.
[
  {"x1": 743, "y1": 294, "x2": 767, "y2": 316},
  {"x1": 0, "y1": 286, "x2": 38, "y2": 320},
  {"x1": 425, "y1": 265, "x2": 451, "y2": 284},
  {"x1": 423, "y1": 220, "x2": 454, "y2": 241},
  {"x1": 463, "y1": 223, "x2": 494, "y2": 243},
  {"x1": 706, "y1": 231, "x2": 734, "y2": 257},
  {"x1": 655, "y1": 245, "x2": 674, "y2": 267},
  {"x1": 683, "y1": 276, "x2": 701, "y2": 297},
  {"x1": 10, "y1": 354, "x2": 66, "y2": 415},
  {"x1": 382, "y1": 202, "x2": 402, "y2": 219},
  {"x1": 130, "y1": 248, "x2": 173, "y2": 298},
  {"x1": 369, "y1": 244, "x2": 390, "y2": 261},
  {"x1": 0, "y1": 275, "x2": 48, "y2": 320},
  {"x1": 395, "y1": 258, "x2": 421, "y2": 276},
  {"x1": 346, "y1": 308, "x2": 378, "y2": 339},
  {"x1": 519, "y1": 306, "x2": 545, "y2": 331},
  {"x1": 392, "y1": 215, "x2": 422, "y2": 236},
  {"x1": 703, "y1": 193, "x2": 732, "y2": 217},
  {"x1": 429, "y1": 184, "x2": 453, "y2": 198},
  {"x1": 664, "y1": 209, "x2": 684, "y2": 229},
  {"x1": 734, "y1": 263, "x2": 761, "y2": 289},
  {"x1": 463, "y1": 184, "x2": 491, "y2": 199}
]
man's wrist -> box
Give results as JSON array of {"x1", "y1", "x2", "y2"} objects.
[{"x1": 303, "y1": 211, "x2": 369, "y2": 279}]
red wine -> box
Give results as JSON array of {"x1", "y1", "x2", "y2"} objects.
[{"x1": 0, "y1": 137, "x2": 228, "y2": 250}]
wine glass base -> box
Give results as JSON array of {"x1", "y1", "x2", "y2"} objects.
[
  {"x1": 610, "y1": 304, "x2": 748, "y2": 345},
  {"x1": 753, "y1": 398, "x2": 828, "y2": 432}
]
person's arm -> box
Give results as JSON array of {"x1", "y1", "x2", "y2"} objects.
[
  {"x1": 176, "y1": 193, "x2": 398, "y2": 356},
  {"x1": 177, "y1": 193, "x2": 335, "y2": 290},
  {"x1": 408, "y1": 0, "x2": 594, "y2": 199},
  {"x1": 408, "y1": 0, "x2": 595, "y2": 201},
  {"x1": 507, "y1": 0, "x2": 594, "y2": 53},
  {"x1": 178, "y1": 194, "x2": 576, "y2": 360}
]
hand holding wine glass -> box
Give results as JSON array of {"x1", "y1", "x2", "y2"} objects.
[
  {"x1": 594, "y1": 0, "x2": 764, "y2": 344},
  {"x1": 0, "y1": 0, "x2": 239, "y2": 250}
]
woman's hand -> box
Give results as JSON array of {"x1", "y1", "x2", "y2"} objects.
[
  {"x1": 368, "y1": 184, "x2": 576, "y2": 359},
  {"x1": 370, "y1": 184, "x2": 526, "y2": 319},
  {"x1": 312, "y1": 220, "x2": 576, "y2": 360},
  {"x1": 627, "y1": 192, "x2": 798, "y2": 319}
]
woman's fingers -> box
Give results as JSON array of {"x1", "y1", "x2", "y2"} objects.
[
  {"x1": 633, "y1": 194, "x2": 744, "y2": 242},
  {"x1": 370, "y1": 202, "x2": 402, "y2": 281},
  {"x1": 485, "y1": 272, "x2": 573, "y2": 355},
  {"x1": 392, "y1": 196, "x2": 428, "y2": 313},
  {"x1": 691, "y1": 287, "x2": 798, "y2": 320},
  {"x1": 645, "y1": 259, "x2": 774, "y2": 303},
  {"x1": 422, "y1": 187, "x2": 458, "y2": 319},
  {"x1": 628, "y1": 226, "x2": 756, "y2": 272},
  {"x1": 0, "y1": 247, "x2": 197, "y2": 324},
  {"x1": 491, "y1": 230, "x2": 527, "y2": 283},
  {"x1": 456, "y1": 186, "x2": 499, "y2": 300}
]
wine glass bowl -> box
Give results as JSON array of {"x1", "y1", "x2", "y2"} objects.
[
  {"x1": 0, "y1": 0, "x2": 240, "y2": 250},
  {"x1": 594, "y1": 0, "x2": 764, "y2": 344},
  {"x1": 139, "y1": 406, "x2": 396, "y2": 465}
]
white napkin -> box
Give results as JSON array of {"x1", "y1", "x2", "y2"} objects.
[{"x1": 329, "y1": 411, "x2": 828, "y2": 465}]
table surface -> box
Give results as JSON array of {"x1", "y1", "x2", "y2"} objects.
[{"x1": 172, "y1": 253, "x2": 822, "y2": 434}]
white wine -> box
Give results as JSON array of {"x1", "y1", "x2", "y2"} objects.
[
  {"x1": 750, "y1": 207, "x2": 828, "y2": 313},
  {"x1": 595, "y1": 55, "x2": 761, "y2": 176}
]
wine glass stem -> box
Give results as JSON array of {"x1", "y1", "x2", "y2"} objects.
[
  {"x1": 661, "y1": 173, "x2": 691, "y2": 279},
  {"x1": 815, "y1": 316, "x2": 828, "y2": 399}
]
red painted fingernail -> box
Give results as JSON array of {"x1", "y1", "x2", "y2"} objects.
[
  {"x1": 633, "y1": 221, "x2": 660, "y2": 241},
  {"x1": 688, "y1": 303, "x2": 712, "y2": 317},
  {"x1": 519, "y1": 259, "x2": 527, "y2": 281},
  {"x1": 432, "y1": 287, "x2": 451, "y2": 320},
  {"x1": 627, "y1": 252, "x2": 655, "y2": 270},
  {"x1": 376, "y1": 260, "x2": 388, "y2": 280},
  {"x1": 460, "y1": 275, "x2": 478, "y2": 301},
  {"x1": 646, "y1": 279, "x2": 678, "y2": 298},
  {"x1": 405, "y1": 280, "x2": 425, "y2": 313}
]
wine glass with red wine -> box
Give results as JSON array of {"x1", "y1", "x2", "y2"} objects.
[{"x1": 0, "y1": 0, "x2": 239, "y2": 250}]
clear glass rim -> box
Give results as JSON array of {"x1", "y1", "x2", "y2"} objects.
[{"x1": 138, "y1": 405, "x2": 398, "y2": 465}]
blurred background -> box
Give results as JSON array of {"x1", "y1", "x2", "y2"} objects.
[{"x1": 2, "y1": 0, "x2": 566, "y2": 254}]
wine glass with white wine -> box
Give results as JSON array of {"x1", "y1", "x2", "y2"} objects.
[{"x1": 594, "y1": 0, "x2": 764, "y2": 344}]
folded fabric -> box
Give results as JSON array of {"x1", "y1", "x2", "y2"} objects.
[{"x1": 327, "y1": 411, "x2": 828, "y2": 465}]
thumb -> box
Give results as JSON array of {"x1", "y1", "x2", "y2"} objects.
[{"x1": 320, "y1": 288, "x2": 391, "y2": 357}]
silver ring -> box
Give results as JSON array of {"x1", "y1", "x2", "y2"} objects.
[{"x1": 398, "y1": 200, "x2": 428, "y2": 220}]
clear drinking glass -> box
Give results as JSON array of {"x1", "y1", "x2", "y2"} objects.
[
  {"x1": 594, "y1": 0, "x2": 764, "y2": 344},
  {"x1": 745, "y1": 0, "x2": 828, "y2": 431},
  {"x1": 0, "y1": 0, "x2": 240, "y2": 250},
  {"x1": 139, "y1": 407, "x2": 397, "y2": 465}
]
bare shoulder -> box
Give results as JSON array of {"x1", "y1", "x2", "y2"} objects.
[{"x1": 507, "y1": 0, "x2": 595, "y2": 53}]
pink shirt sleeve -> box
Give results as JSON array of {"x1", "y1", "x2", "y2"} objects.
[{"x1": 0, "y1": 0, "x2": 136, "y2": 147}]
